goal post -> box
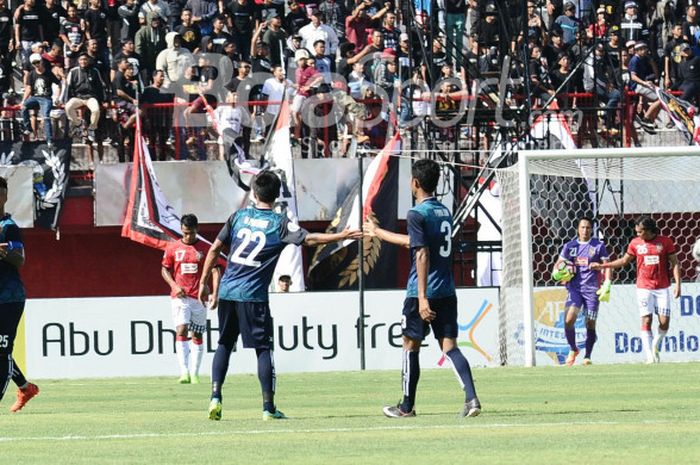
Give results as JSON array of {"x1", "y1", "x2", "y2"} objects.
[{"x1": 497, "y1": 146, "x2": 700, "y2": 367}]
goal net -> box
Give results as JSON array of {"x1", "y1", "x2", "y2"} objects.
[{"x1": 496, "y1": 147, "x2": 700, "y2": 367}]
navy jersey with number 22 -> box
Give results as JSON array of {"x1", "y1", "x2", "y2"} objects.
[
  {"x1": 217, "y1": 207, "x2": 308, "y2": 302},
  {"x1": 406, "y1": 197, "x2": 455, "y2": 299}
]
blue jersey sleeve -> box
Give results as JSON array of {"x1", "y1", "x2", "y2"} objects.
[
  {"x1": 279, "y1": 217, "x2": 308, "y2": 246},
  {"x1": 217, "y1": 213, "x2": 237, "y2": 247},
  {"x1": 2, "y1": 222, "x2": 23, "y2": 246},
  {"x1": 407, "y1": 209, "x2": 426, "y2": 249}
]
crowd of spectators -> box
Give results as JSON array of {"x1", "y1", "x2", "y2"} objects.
[{"x1": 0, "y1": 0, "x2": 696, "y2": 162}]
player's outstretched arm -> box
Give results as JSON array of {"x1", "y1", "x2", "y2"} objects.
[
  {"x1": 303, "y1": 227, "x2": 362, "y2": 246},
  {"x1": 199, "y1": 239, "x2": 224, "y2": 305},
  {"x1": 363, "y1": 219, "x2": 410, "y2": 248},
  {"x1": 590, "y1": 253, "x2": 634, "y2": 270}
]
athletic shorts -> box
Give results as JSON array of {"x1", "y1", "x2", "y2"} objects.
[
  {"x1": 217, "y1": 300, "x2": 273, "y2": 349},
  {"x1": 634, "y1": 85, "x2": 659, "y2": 102},
  {"x1": 402, "y1": 295, "x2": 458, "y2": 342},
  {"x1": 291, "y1": 94, "x2": 306, "y2": 113},
  {"x1": 0, "y1": 301, "x2": 25, "y2": 355},
  {"x1": 636, "y1": 287, "x2": 672, "y2": 317},
  {"x1": 565, "y1": 287, "x2": 600, "y2": 321},
  {"x1": 171, "y1": 297, "x2": 207, "y2": 334}
]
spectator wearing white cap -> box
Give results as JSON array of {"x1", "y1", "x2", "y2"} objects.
[
  {"x1": 21, "y1": 53, "x2": 60, "y2": 146},
  {"x1": 620, "y1": 1, "x2": 650, "y2": 43},
  {"x1": 586, "y1": 6, "x2": 608, "y2": 39}
]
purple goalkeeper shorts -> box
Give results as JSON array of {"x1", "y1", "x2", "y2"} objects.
[{"x1": 565, "y1": 287, "x2": 600, "y2": 321}]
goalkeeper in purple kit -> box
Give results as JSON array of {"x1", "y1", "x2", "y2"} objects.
[{"x1": 553, "y1": 217, "x2": 611, "y2": 366}]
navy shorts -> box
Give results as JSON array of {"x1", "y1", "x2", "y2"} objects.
[
  {"x1": 217, "y1": 300, "x2": 273, "y2": 349},
  {"x1": 0, "y1": 301, "x2": 25, "y2": 355},
  {"x1": 402, "y1": 295, "x2": 458, "y2": 342}
]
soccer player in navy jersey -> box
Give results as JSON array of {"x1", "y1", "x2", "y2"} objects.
[
  {"x1": 199, "y1": 171, "x2": 362, "y2": 421},
  {"x1": 364, "y1": 159, "x2": 481, "y2": 418},
  {"x1": 553, "y1": 217, "x2": 612, "y2": 366},
  {"x1": 0, "y1": 177, "x2": 40, "y2": 413}
]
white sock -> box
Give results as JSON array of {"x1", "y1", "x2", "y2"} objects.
[
  {"x1": 641, "y1": 330, "x2": 653, "y2": 360},
  {"x1": 190, "y1": 338, "x2": 204, "y2": 376},
  {"x1": 652, "y1": 330, "x2": 668, "y2": 353},
  {"x1": 175, "y1": 337, "x2": 190, "y2": 376}
]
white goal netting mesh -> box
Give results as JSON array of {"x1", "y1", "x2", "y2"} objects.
[{"x1": 496, "y1": 152, "x2": 700, "y2": 366}]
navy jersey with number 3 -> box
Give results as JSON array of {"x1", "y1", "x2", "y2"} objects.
[
  {"x1": 406, "y1": 198, "x2": 455, "y2": 299},
  {"x1": 217, "y1": 207, "x2": 308, "y2": 302}
]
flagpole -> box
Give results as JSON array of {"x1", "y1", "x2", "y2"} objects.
[{"x1": 358, "y1": 152, "x2": 366, "y2": 371}]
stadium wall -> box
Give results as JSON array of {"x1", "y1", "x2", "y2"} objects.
[{"x1": 16, "y1": 289, "x2": 500, "y2": 379}]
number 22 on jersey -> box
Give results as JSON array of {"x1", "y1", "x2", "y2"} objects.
[{"x1": 229, "y1": 228, "x2": 266, "y2": 267}]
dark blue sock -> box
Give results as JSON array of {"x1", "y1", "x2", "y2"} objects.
[
  {"x1": 11, "y1": 362, "x2": 27, "y2": 388},
  {"x1": 446, "y1": 348, "x2": 477, "y2": 401},
  {"x1": 211, "y1": 343, "x2": 233, "y2": 401},
  {"x1": 256, "y1": 348, "x2": 276, "y2": 412},
  {"x1": 585, "y1": 328, "x2": 597, "y2": 359},
  {"x1": 0, "y1": 354, "x2": 11, "y2": 401},
  {"x1": 400, "y1": 350, "x2": 420, "y2": 412},
  {"x1": 565, "y1": 326, "x2": 577, "y2": 351}
]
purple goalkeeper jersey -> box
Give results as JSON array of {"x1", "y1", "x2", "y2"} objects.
[{"x1": 559, "y1": 238, "x2": 609, "y2": 291}]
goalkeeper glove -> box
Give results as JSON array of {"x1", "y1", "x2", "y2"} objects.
[
  {"x1": 597, "y1": 279, "x2": 612, "y2": 302},
  {"x1": 553, "y1": 266, "x2": 574, "y2": 283}
]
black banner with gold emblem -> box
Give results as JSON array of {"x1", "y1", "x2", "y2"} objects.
[{"x1": 308, "y1": 134, "x2": 401, "y2": 290}]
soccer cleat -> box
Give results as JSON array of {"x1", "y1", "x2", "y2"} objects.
[
  {"x1": 645, "y1": 352, "x2": 656, "y2": 364},
  {"x1": 582, "y1": 358, "x2": 592, "y2": 366},
  {"x1": 461, "y1": 398, "x2": 482, "y2": 418},
  {"x1": 382, "y1": 404, "x2": 416, "y2": 418},
  {"x1": 190, "y1": 374, "x2": 201, "y2": 384},
  {"x1": 10, "y1": 383, "x2": 40, "y2": 413},
  {"x1": 565, "y1": 349, "x2": 580, "y2": 366},
  {"x1": 208, "y1": 399, "x2": 222, "y2": 421},
  {"x1": 262, "y1": 409, "x2": 287, "y2": 420},
  {"x1": 178, "y1": 374, "x2": 190, "y2": 384}
]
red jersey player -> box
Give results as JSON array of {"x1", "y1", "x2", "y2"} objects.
[
  {"x1": 591, "y1": 217, "x2": 681, "y2": 364},
  {"x1": 161, "y1": 214, "x2": 220, "y2": 384}
]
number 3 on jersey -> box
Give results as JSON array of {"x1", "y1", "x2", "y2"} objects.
[
  {"x1": 230, "y1": 228, "x2": 266, "y2": 267},
  {"x1": 439, "y1": 221, "x2": 451, "y2": 258}
]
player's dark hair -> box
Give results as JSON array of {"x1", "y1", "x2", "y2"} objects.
[
  {"x1": 253, "y1": 171, "x2": 281, "y2": 203},
  {"x1": 635, "y1": 216, "x2": 659, "y2": 234},
  {"x1": 0, "y1": 177, "x2": 7, "y2": 190},
  {"x1": 278, "y1": 274, "x2": 292, "y2": 282},
  {"x1": 181, "y1": 213, "x2": 198, "y2": 229},
  {"x1": 411, "y1": 159, "x2": 440, "y2": 194},
  {"x1": 578, "y1": 216, "x2": 594, "y2": 227}
]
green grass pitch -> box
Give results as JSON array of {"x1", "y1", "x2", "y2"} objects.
[{"x1": 2, "y1": 363, "x2": 699, "y2": 464}]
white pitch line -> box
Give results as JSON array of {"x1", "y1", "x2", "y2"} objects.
[{"x1": 1, "y1": 419, "x2": 698, "y2": 443}]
